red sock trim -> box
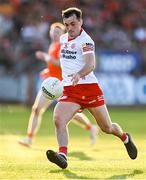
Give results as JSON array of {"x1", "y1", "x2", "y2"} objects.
[
  {"x1": 59, "y1": 146, "x2": 67, "y2": 155},
  {"x1": 86, "y1": 124, "x2": 92, "y2": 130},
  {"x1": 27, "y1": 133, "x2": 33, "y2": 138},
  {"x1": 121, "y1": 133, "x2": 127, "y2": 141}
]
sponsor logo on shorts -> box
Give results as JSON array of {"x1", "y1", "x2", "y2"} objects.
[
  {"x1": 60, "y1": 96, "x2": 68, "y2": 100},
  {"x1": 81, "y1": 96, "x2": 85, "y2": 99},
  {"x1": 97, "y1": 95, "x2": 104, "y2": 101},
  {"x1": 88, "y1": 99, "x2": 96, "y2": 104}
]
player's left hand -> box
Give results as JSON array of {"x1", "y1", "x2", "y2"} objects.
[{"x1": 68, "y1": 73, "x2": 81, "y2": 86}]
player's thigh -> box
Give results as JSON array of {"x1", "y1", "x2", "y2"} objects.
[
  {"x1": 88, "y1": 104, "x2": 112, "y2": 129},
  {"x1": 54, "y1": 102, "x2": 81, "y2": 123},
  {"x1": 33, "y1": 90, "x2": 52, "y2": 110}
]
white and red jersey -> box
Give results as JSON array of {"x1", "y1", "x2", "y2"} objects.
[{"x1": 60, "y1": 29, "x2": 98, "y2": 86}]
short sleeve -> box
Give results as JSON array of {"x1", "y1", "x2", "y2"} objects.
[{"x1": 81, "y1": 38, "x2": 95, "y2": 55}]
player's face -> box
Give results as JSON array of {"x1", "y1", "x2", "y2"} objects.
[
  {"x1": 63, "y1": 14, "x2": 83, "y2": 38},
  {"x1": 50, "y1": 27, "x2": 64, "y2": 42}
]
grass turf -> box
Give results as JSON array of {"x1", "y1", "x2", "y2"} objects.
[{"x1": 0, "y1": 104, "x2": 145, "y2": 179}]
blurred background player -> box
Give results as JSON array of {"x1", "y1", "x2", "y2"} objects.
[{"x1": 18, "y1": 22, "x2": 99, "y2": 147}]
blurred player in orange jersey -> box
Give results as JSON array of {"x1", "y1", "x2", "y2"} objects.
[{"x1": 18, "y1": 22, "x2": 99, "y2": 147}]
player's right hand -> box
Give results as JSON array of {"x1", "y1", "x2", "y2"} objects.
[
  {"x1": 68, "y1": 73, "x2": 81, "y2": 86},
  {"x1": 35, "y1": 51, "x2": 45, "y2": 60},
  {"x1": 35, "y1": 51, "x2": 50, "y2": 62}
]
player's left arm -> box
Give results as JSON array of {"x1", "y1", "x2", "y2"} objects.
[
  {"x1": 78, "y1": 53, "x2": 96, "y2": 77},
  {"x1": 69, "y1": 53, "x2": 96, "y2": 86},
  {"x1": 70, "y1": 38, "x2": 96, "y2": 86},
  {"x1": 49, "y1": 45, "x2": 61, "y2": 66}
]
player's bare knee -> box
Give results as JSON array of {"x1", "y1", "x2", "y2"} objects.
[
  {"x1": 73, "y1": 113, "x2": 80, "y2": 119},
  {"x1": 32, "y1": 106, "x2": 38, "y2": 115},
  {"x1": 32, "y1": 106, "x2": 40, "y2": 116}
]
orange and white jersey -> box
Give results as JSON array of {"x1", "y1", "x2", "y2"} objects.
[
  {"x1": 40, "y1": 42, "x2": 62, "y2": 81},
  {"x1": 60, "y1": 29, "x2": 98, "y2": 86}
]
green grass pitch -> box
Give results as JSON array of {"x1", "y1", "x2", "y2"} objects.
[{"x1": 0, "y1": 104, "x2": 146, "y2": 179}]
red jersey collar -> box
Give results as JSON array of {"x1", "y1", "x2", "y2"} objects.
[{"x1": 68, "y1": 28, "x2": 83, "y2": 41}]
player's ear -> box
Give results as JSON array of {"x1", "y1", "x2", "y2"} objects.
[{"x1": 80, "y1": 19, "x2": 83, "y2": 26}]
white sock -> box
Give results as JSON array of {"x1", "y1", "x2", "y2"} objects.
[{"x1": 58, "y1": 152, "x2": 67, "y2": 159}]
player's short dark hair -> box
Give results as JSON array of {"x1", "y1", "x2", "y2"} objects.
[{"x1": 62, "y1": 7, "x2": 82, "y2": 20}]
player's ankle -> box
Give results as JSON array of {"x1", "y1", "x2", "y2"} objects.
[
  {"x1": 27, "y1": 133, "x2": 33, "y2": 139},
  {"x1": 121, "y1": 132, "x2": 129, "y2": 144},
  {"x1": 59, "y1": 146, "x2": 68, "y2": 156},
  {"x1": 86, "y1": 124, "x2": 92, "y2": 130}
]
